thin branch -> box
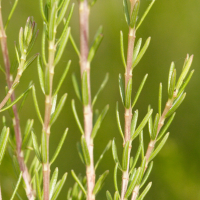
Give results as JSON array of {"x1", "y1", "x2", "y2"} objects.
[
  {"x1": 79, "y1": 1, "x2": 95, "y2": 200},
  {"x1": 131, "y1": 95, "x2": 175, "y2": 200},
  {"x1": 0, "y1": 5, "x2": 35, "y2": 200},
  {"x1": 121, "y1": 1, "x2": 137, "y2": 199}
]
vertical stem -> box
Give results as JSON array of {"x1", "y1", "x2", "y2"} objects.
[
  {"x1": 0, "y1": 5, "x2": 35, "y2": 200},
  {"x1": 79, "y1": 1, "x2": 95, "y2": 200},
  {"x1": 43, "y1": 40, "x2": 55, "y2": 200},
  {"x1": 121, "y1": 0, "x2": 137, "y2": 199}
]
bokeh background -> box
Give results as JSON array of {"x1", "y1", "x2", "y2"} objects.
[{"x1": 0, "y1": 0, "x2": 200, "y2": 199}]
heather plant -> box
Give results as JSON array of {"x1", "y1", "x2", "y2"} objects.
[{"x1": 0, "y1": 0, "x2": 195, "y2": 200}]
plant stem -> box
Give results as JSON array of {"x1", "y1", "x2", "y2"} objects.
[
  {"x1": 43, "y1": 39, "x2": 55, "y2": 200},
  {"x1": 121, "y1": 1, "x2": 137, "y2": 199},
  {"x1": 0, "y1": 5, "x2": 35, "y2": 200},
  {"x1": 79, "y1": 1, "x2": 95, "y2": 200},
  {"x1": 131, "y1": 95, "x2": 175, "y2": 200}
]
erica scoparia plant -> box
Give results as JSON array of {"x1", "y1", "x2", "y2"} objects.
[
  {"x1": 0, "y1": 0, "x2": 195, "y2": 199},
  {"x1": 108, "y1": 0, "x2": 194, "y2": 200}
]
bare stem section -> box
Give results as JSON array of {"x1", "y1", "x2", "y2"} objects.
[
  {"x1": 0, "y1": 5, "x2": 35, "y2": 200},
  {"x1": 79, "y1": 1, "x2": 95, "y2": 200}
]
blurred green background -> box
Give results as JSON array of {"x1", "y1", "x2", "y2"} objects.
[{"x1": 0, "y1": 0, "x2": 200, "y2": 199}]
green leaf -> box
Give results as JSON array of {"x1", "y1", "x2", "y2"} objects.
[
  {"x1": 116, "y1": 102, "x2": 124, "y2": 140},
  {"x1": 106, "y1": 191, "x2": 113, "y2": 200},
  {"x1": 137, "y1": 182, "x2": 152, "y2": 200},
  {"x1": 76, "y1": 142, "x2": 85, "y2": 165},
  {"x1": 176, "y1": 55, "x2": 193, "y2": 91},
  {"x1": 129, "y1": 168, "x2": 136, "y2": 182},
  {"x1": 19, "y1": 27, "x2": 24, "y2": 54},
  {"x1": 93, "y1": 170, "x2": 109, "y2": 195},
  {"x1": 129, "y1": 144, "x2": 142, "y2": 174},
  {"x1": 22, "y1": 119, "x2": 34, "y2": 149},
  {"x1": 23, "y1": 53, "x2": 39, "y2": 71},
  {"x1": 35, "y1": 170, "x2": 42, "y2": 200},
  {"x1": 50, "y1": 93, "x2": 67, "y2": 125},
  {"x1": 71, "y1": 100, "x2": 84, "y2": 135},
  {"x1": 177, "y1": 70, "x2": 194, "y2": 97},
  {"x1": 57, "y1": 0, "x2": 70, "y2": 25},
  {"x1": 51, "y1": 94, "x2": 57, "y2": 116},
  {"x1": 114, "y1": 163, "x2": 119, "y2": 192},
  {"x1": 137, "y1": 157, "x2": 146, "y2": 184},
  {"x1": 149, "y1": 133, "x2": 169, "y2": 162},
  {"x1": 50, "y1": 168, "x2": 58, "y2": 199},
  {"x1": 122, "y1": 141, "x2": 130, "y2": 171},
  {"x1": 12, "y1": 155, "x2": 20, "y2": 176},
  {"x1": 132, "y1": 37, "x2": 151, "y2": 70},
  {"x1": 157, "y1": 113, "x2": 175, "y2": 141},
  {"x1": 0, "y1": 65, "x2": 5, "y2": 75},
  {"x1": 88, "y1": 26, "x2": 103, "y2": 63},
  {"x1": 92, "y1": 73, "x2": 109, "y2": 106},
  {"x1": 124, "y1": 167, "x2": 140, "y2": 198},
  {"x1": 42, "y1": 22, "x2": 47, "y2": 66},
  {"x1": 0, "y1": 84, "x2": 32, "y2": 112},
  {"x1": 41, "y1": 130, "x2": 47, "y2": 163},
  {"x1": 139, "y1": 131, "x2": 144, "y2": 160},
  {"x1": 119, "y1": 74, "x2": 125, "y2": 106},
  {"x1": 158, "y1": 83, "x2": 162, "y2": 116},
  {"x1": 37, "y1": 56, "x2": 45, "y2": 94},
  {"x1": 151, "y1": 113, "x2": 159, "y2": 140},
  {"x1": 10, "y1": 172, "x2": 22, "y2": 200},
  {"x1": 131, "y1": 109, "x2": 153, "y2": 141},
  {"x1": 125, "y1": 79, "x2": 132, "y2": 108},
  {"x1": 39, "y1": 0, "x2": 47, "y2": 22},
  {"x1": 123, "y1": 0, "x2": 130, "y2": 25},
  {"x1": 82, "y1": 70, "x2": 89, "y2": 105},
  {"x1": 89, "y1": 0, "x2": 97, "y2": 7},
  {"x1": 95, "y1": 141, "x2": 111, "y2": 170},
  {"x1": 132, "y1": 38, "x2": 142, "y2": 64},
  {"x1": 112, "y1": 139, "x2": 122, "y2": 171},
  {"x1": 32, "y1": 85, "x2": 43, "y2": 124},
  {"x1": 81, "y1": 136, "x2": 90, "y2": 166},
  {"x1": 5, "y1": 0, "x2": 19, "y2": 30},
  {"x1": 50, "y1": 128, "x2": 68, "y2": 165},
  {"x1": 130, "y1": 110, "x2": 138, "y2": 138},
  {"x1": 71, "y1": 170, "x2": 86, "y2": 195},
  {"x1": 31, "y1": 131, "x2": 42, "y2": 163},
  {"x1": 54, "y1": 60, "x2": 71, "y2": 96},
  {"x1": 168, "y1": 62, "x2": 175, "y2": 94},
  {"x1": 130, "y1": 0, "x2": 140, "y2": 28},
  {"x1": 58, "y1": 3, "x2": 75, "y2": 44},
  {"x1": 0, "y1": 127, "x2": 10, "y2": 164},
  {"x1": 120, "y1": 31, "x2": 126, "y2": 68},
  {"x1": 136, "y1": 0, "x2": 156, "y2": 30},
  {"x1": 91, "y1": 105, "x2": 109, "y2": 139},
  {"x1": 72, "y1": 73, "x2": 82, "y2": 102},
  {"x1": 48, "y1": 2, "x2": 57, "y2": 41},
  {"x1": 51, "y1": 173, "x2": 68, "y2": 200},
  {"x1": 54, "y1": 27, "x2": 71, "y2": 65},
  {"x1": 69, "y1": 33, "x2": 80, "y2": 57},
  {"x1": 114, "y1": 191, "x2": 120, "y2": 200},
  {"x1": 140, "y1": 161, "x2": 153, "y2": 188},
  {"x1": 165, "y1": 93, "x2": 186, "y2": 118},
  {"x1": 168, "y1": 69, "x2": 176, "y2": 99}
]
